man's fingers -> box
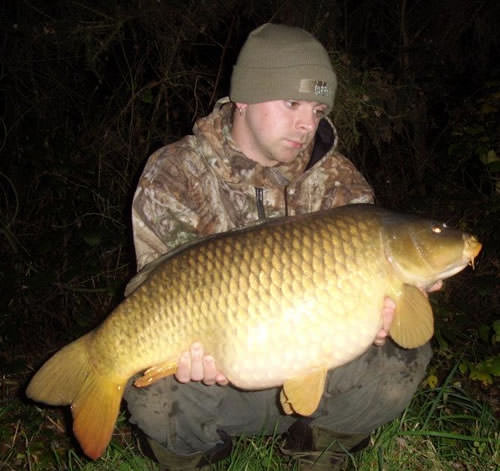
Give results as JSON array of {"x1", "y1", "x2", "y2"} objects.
[
  {"x1": 203, "y1": 357, "x2": 229, "y2": 386},
  {"x1": 374, "y1": 297, "x2": 396, "y2": 347},
  {"x1": 189, "y1": 342, "x2": 204, "y2": 381},
  {"x1": 202, "y1": 355, "x2": 217, "y2": 385},
  {"x1": 215, "y1": 373, "x2": 229, "y2": 386},
  {"x1": 175, "y1": 351, "x2": 191, "y2": 383},
  {"x1": 428, "y1": 280, "x2": 443, "y2": 292},
  {"x1": 175, "y1": 342, "x2": 229, "y2": 385},
  {"x1": 419, "y1": 280, "x2": 443, "y2": 297},
  {"x1": 382, "y1": 297, "x2": 396, "y2": 331}
]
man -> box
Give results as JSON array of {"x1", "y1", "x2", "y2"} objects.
[{"x1": 124, "y1": 24, "x2": 433, "y2": 470}]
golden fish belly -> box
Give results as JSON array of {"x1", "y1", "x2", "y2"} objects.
[{"x1": 214, "y1": 277, "x2": 387, "y2": 389}]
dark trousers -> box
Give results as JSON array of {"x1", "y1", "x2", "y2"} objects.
[{"x1": 124, "y1": 340, "x2": 432, "y2": 456}]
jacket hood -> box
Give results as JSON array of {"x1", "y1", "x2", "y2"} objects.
[{"x1": 192, "y1": 97, "x2": 337, "y2": 189}]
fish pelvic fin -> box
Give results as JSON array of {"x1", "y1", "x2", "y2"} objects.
[
  {"x1": 26, "y1": 332, "x2": 127, "y2": 460},
  {"x1": 389, "y1": 284, "x2": 434, "y2": 349},
  {"x1": 134, "y1": 361, "x2": 178, "y2": 388},
  {"x1": 280, "y1": 368, "x2": 328, "y2": 416}
]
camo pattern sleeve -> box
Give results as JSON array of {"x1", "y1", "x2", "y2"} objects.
[{"x1": 131, "y1": 137, "x2": 227, "y2": 271}]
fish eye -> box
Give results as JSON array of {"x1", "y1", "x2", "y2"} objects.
[{"x1": 431, "y1": 225, "x2": 442, "y2": 234}]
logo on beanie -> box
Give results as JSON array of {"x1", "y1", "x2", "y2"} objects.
[{"x1": 299, "y1": 79, "x2": 329, "y2": 97}]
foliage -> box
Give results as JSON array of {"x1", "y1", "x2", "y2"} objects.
[{"x1": 447, "y1": 80, "x2": 500, "y2": 196}]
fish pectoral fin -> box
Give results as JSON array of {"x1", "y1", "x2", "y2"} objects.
[
  {"x1": 390, "y1": 284, "x2": 434, "y2": 349},
  {"x1": 280, "y1": 368, "x2": 328, "y2": 416},
  {"x1": 134, "y1": 362, "x2": 178, "y2": 388}
]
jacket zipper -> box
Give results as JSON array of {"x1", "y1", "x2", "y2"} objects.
[
  {"x1": 255, "y1": 187, "x2": 266, "y2": 220},
  {"x1": 255, "y1": 187, "x2": 289, "y2": 219}
]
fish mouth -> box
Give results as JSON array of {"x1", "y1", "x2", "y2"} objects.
[
  {"x1": 463, "y1": 234, "x2": 482, "y2": 269},
  {"x1": 420, "y1": 234, "x2": 482, "y2": 289}
]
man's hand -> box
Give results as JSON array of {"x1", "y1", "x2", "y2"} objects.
[
  {"x1": 425, "y1": 280, "x2": 443, "y2": 293},
  {"x1": 374, "y1": 280, "x2": 443, "y2": 347},
  {"x1": 373, "y1": 296, "x2": 396, "y2": 346},
  {"x1": 175, "y1": 342, "x2": 229, "y2": 386}
]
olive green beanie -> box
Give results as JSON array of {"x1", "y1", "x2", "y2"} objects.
[{"x1": 230, "y1": 23, "x2": 337, "y2": 112}]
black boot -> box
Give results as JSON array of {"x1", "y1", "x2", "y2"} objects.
[
  {"x1": 282, "y1": 419, "x2": 369, "y2": 470},
  {"x1": 144, "y1": 431, "x2": 232, "y2": 471}
]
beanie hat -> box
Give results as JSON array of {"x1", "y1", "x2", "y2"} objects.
[{"x1": 230, "y1": 23, "x2": 337, "y2": 112}]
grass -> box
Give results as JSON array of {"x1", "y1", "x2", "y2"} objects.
[
  {"x1": 356, "y1": 385, "x2": 499, "y2": 470},
  {"x1": 1, "y1": 365, "x2": 498, "y2": 471}
]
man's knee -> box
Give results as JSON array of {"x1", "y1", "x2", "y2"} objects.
[
  {"x1": 314, "y1": 341, "x2": 432, "y2": 434},
  {"x1": 124, "y1": 377, "x2": 226, "y2": 455},
  {"x1": 378, "y1": 340, "x2": 433, "y2": 404}
]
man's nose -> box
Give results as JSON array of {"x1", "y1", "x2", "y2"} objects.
[{"x1": 296, "y1": 109, "x2": 316, "y2": 132}]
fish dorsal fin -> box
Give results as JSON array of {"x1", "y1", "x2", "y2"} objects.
[
  {"x1": 124, "y1": 252, "x2": 172, "y2": 297},
  {"x1": 280, "y1": 368, "x2": 328, "y2": 416},
  {"x1": 390, "y1": 284, "x2": 434, "y2": 349}
]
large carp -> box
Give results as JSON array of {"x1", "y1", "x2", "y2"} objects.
[{"x1": 26, "y1": 204, "x2": 481, "y2": 459}]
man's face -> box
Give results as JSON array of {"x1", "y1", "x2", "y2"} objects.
[{"x1": 235, "y1": 100, "x2": 327, "y2": 167}]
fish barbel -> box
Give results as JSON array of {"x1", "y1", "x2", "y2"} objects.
[{"x1": 26, "y1": 204, "x2": 482, "y2": 459}]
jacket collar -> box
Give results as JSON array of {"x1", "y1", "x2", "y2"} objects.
[{"x1": 193, "y1": 97, "x2": 337, "y2": 189}]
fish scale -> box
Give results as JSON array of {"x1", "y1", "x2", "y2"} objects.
[{"x1": 26, "y1": 204, "x2": 482, "y2": 459}]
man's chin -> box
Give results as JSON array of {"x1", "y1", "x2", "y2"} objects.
[{"x1": 273, "y1": 150, "x2": 301, "y2": 165}]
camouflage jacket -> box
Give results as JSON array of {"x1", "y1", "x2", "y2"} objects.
[{"x1": 131, "y1": 97, "x2": 374, "y2": 270}]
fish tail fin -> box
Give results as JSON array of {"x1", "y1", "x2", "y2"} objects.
[
  {"x1": 26, "y1": 332, "x2": 96, "y2": 405},
  {"x1": 71, "y1": 369, "x2": 126, "y2": 459},
  {"x1": 26, "y1": 332, "x2": 127, "y2": 459}
]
